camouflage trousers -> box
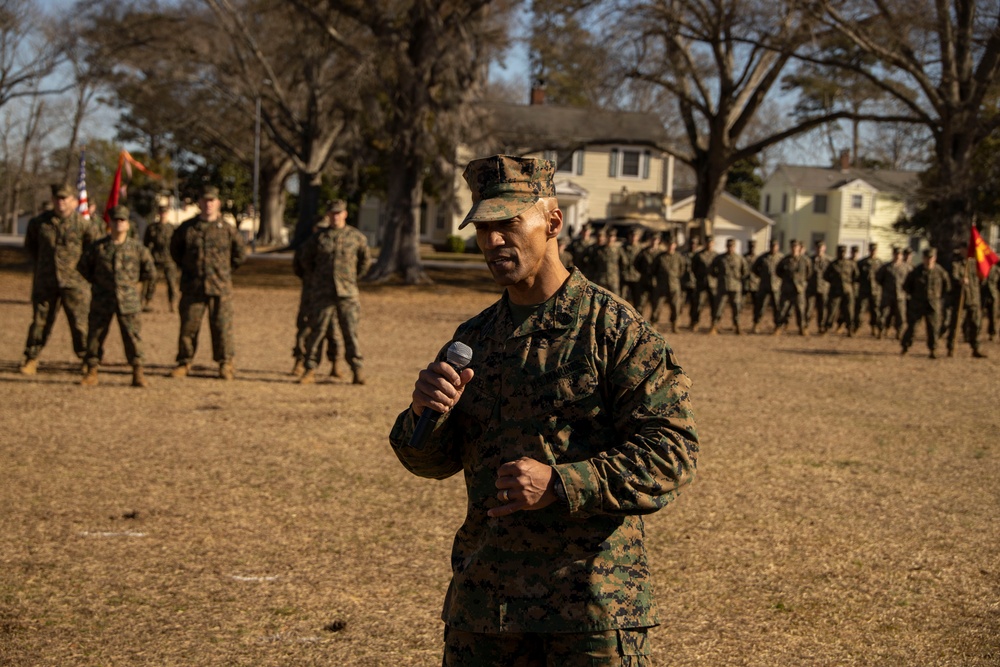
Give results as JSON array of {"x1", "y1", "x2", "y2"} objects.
[
  {"x1": 902, "y1": 305, "x2": 941, "y2": 352},
  {"x1": 85, "y1": 307, "x2": 143, "y2": 366},
  {"x1": 825, "y1": 293, "x2": 855, "y2": 331},
  {"x1": 293, "y1": 288, "x2": 338, "y2": 363},
  {"x1": 946, "y1": 302, "x2": 982, "y2": 353},
  {"x1": 712, "y1": 289, "x2": 743, "y2": 327},
  {"x1": 753, "y1": 287, "x2": 781, "y2": 325},
  {"x1": 442, "y1": 626, "x2": 651, "y2": 667},
  {"x1": 143, "y1": 260, "x2": 179, "y2": 307},
  {"x1": 650, "y1": 286, "x2": 683, "y2": 326},
  {"x1": 854, "y1": 290, "x2": 882, "y2": 331},
  {"x1": 303, "y1": 297, "x2": 362, "y2": 371},
  {"x1": 879, "y1": 295, "x2": 906, "y2": 335},
  {"x1": 622, "y1": 281, "x2": 643, "y2": 310},
  {"x1": 777, "y1": 289, "x2": 808, "y2": 330},
  {"x1": 984, "y1": 294, "x2": 998, "y2": 339},
  {"x1": 23, "y1": 287, "x2": 90, "y2": 360},
  {"x1": 176, "y1": 293, "x2": 235, "y2": 364},
  {"x1": 689, "y1": 287, "x2": 716, "y2": 328},
  {"x1": 806, "y1": 292, "x2": 828, "y2": 332}
]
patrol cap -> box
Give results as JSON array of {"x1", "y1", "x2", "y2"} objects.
[
  {"x1": 837, "y1": 244, "x2": 847, "y2": 252},
  {"x1": 460, "y1": 155, "x2": 555, "y2": 229},
  {"x1": 110, "y1": 205, "x2": 130, "y2": 220},
  {"x1": 157, "y1": 195, "x2": 170, "y2": 210},
  {"x1": 200, "y1": 185, "x2": 220, "y2": 200},
  {"x1": 726, "y1": 238, "x2": 736, "y2": 246},
  {"x1": 923, "y1": 247, "x2": 937, "y2": 259},
  {"x1": 327, "y1": 199, "x2": 347, "y2": 214},
  {"x1": 51, "y1": 183, "x2": 75, "y2": 198}
]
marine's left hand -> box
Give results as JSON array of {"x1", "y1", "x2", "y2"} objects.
[{"x1": 489, "y1": 457, "x2": 558, "y2": 518}]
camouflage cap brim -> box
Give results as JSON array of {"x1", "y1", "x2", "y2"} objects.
[{"x1": 458, "y1": 196, "x2": 539, "y2": 229}]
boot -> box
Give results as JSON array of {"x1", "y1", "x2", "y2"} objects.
[
  {"x1": 734, "y1": 322, "x2": 741, "y2": 335},
  {"x1": 750, "y1": 322, "x2": 758, "y2": 335},
  {"x1": 876, "y1": 327, "x2": 883, "y2": 340},
  {"x1": 170, "y1": 363, "x2": 190, "y2": 378},
  {"x1": 219, "y1": 361, "x2": 234, "y2": 381},
  {"x1": 19, "y1": 358, "x2": 38, "y2": 375},
  {"x1": 973, "y1": 348, "x2": 988, "y2": 358},
  {"x1": 298, "y1": 369, "x2": 316, "y2": 385},
  {"x1": 670, "y1": 323, "x2": 678, "y2": 334},
  {"x1": 132, "y1": 365, "x2": 148, "y2": 388},
  {"x1": 169, "y1": 301, "x2": 176, "y2": 313},
  {"x1": 929, "y1": 349, "x2": 937, "y2": 359},
  {"x1": 329, "y1": 359, "x2": 342, "y2": 378},
  {"x1": 799, "y1": 325, "x2": 808, "y2": 336},
  {"x1": 79, "y1": 364, "x2": 99, "y2": 386},
  {"x1": 291, "y1": 359, "x2": 305, "y2": 377},
  {"x1": 707, "y1": 325, "x2": 718, "y2": 336},
  {"x1": 352, "y1": 368, "x2": 366, "y2": 385},
  {"x1": 772, "y1": 326, "x2": 782, "y2": 336}
]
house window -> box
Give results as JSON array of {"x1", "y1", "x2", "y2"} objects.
[
  {"x1": 781, "y1": 193, "x2": 788, "y2": 213},
  {"x1": 764, "y1": 194, "x2": 771, "y2": 213},
  {"x1": 851, "y1": 194, "x2": 864, "y2": 209},
  {"x1": 553, "y1": 149, "x2": 584, "y2": 175},
  {"x1": 608, "y1": 147, "x2": 648, "y2": 179},
  {"x1": 813, "y1": 194, "x2": 828, "y2": 214}
]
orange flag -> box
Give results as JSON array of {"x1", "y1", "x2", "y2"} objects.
[{"x1": 968, "y1": 226, "x2": 999, "y2": 281}]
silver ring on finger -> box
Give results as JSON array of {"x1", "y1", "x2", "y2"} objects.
[{"x1": 500, "y1": 489, "x2": 509, "y2": 502}]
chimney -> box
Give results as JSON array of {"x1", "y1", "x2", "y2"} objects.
[
  {"x1": 839, "y1": 149, "x2": 851, "y2": 171},
  {"x1": 530, "y1": 78, "x2": 546, "y2": 106}
]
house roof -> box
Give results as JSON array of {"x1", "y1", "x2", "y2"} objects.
[
  {"x1": 773, "y1": 164, "x2": 919, "y2": 197},
  {"x1": 482, "y1": 102, "x2": 670, "y2": 152},
  {"x1": 671, "y1": 191, "x2": 774, "y2": 228}
]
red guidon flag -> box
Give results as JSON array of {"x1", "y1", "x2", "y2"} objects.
[{"x1": 968, "y1": 226, "x2": 1000, "y2": 281}]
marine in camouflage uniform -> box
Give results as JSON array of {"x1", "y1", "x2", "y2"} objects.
[
  {"x1": 751, "y1": 240, "x2": 784, "y2": 333},
  {"x1": 142, "y1": 198, "x2": 179, "y2": 312},
  {"x1": 620, "y1": 227, "x2": 645, "y2": 308},
  {"x1": 743, "y1": 239, "x2": 759, "y2": 305},
  {"x1": 901, "y1": 248, "x2": 950, "y2": 358},
  {"x1": 853, "y1": 244, "x2": 883, "y2": 336},
  {"x1": 78, "y1": 206, "x2": 156, "y2": 387},
  {"x1": 567, "y1": 225, "x2": 594, "y2": 278},
  {"x1": 688, "y1": 236, "x2": 717, "y2": 331},
  {"x1": 945, "y1": 254, "x2": 987, "y2": 358},
  {"x1": 588, "y1": 227, "x2": 625, "y2": 295},
  {"x1": 823, "y1": 245, "x2": 860, "y2": 335},
  {"x1": 169, "y1": 185, "x2": 247, "y2": 379},
  {"x1": 806, "y1": 241, "x2": 831, "y2": 334},
  {"x1": 634, "y1": 233, "x2": 663, "y2": 318},
  {"x1": 709, "y1": 238, "x2": 750, "y2": 334},
  {"x1": 291, "y1": 214, "x2": 340, "y2": 377},
  {"x1": 876, "y1": 248, "x2": 909, "y2": 339},
  {"x1": 776, "y1": 240, "x2": 813, "y2": 335},
  {"x1": 390, "y1": 155, "x2": 698, "y2": 666},
  {"x1": 651, "y1": 238, "x2": 688, "y2": 332},
  {"x1": 297, "y1": 199, "x2": 372, "y2": 385},
  {"x1": 20, "y1": 183, "x2": 105, "y2": 374},
  {"x1": 983, "y1": 262, "x2": 1000, "y2": 342}
]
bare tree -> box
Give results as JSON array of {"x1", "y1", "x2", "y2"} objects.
[
  {"x1": 618, "y1": 0, "x2": 863, "y2": 226},
  {"x1": 799, "y1": 0, "x2": 1000, "y2": 254},
  {"x1": 0, "y1": 0, "x2": 63, "y2": 112},
  {"x1": 291, "y1": 0, "x2": 510, "y2": 284}
]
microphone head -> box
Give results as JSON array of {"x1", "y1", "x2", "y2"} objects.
[{"x1": 446, "y1": 341, "x2": 473, "y2": 370}]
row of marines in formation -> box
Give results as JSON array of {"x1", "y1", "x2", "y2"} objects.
[
  {"x1": 559, "y1": 225, "x2": 999, "y2": 359},
  {"x1": 17, "y1": 184, "x2": 371, "y2": 386}
]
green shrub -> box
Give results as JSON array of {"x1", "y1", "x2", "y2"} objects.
[{"x1": 445, "y1": 235, "x2": 466, "y2": 253}]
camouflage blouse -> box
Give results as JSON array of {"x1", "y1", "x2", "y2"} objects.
[{"x1": 390, "y1": 269, "x2": 699, "y2": 633}]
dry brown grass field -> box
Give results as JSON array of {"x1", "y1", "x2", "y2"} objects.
[{"x1": 1, "y1": 248, "x2": 998, "y2": 666}]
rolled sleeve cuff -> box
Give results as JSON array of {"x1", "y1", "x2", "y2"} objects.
[{"x1": 553, "y1": 460, "x2": 600, "y2": 515}]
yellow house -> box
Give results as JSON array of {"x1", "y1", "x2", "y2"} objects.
[
  {"x1": 356, "y1": 97, "x2": 675, "y2": 247},
  {"x1": 760, "y1": 160, "x2": 919, "y2": 258},
  {"x1": 669, "y1": 191, "x2": 774, "y2": 255}
]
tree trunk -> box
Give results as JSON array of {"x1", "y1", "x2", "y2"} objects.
[
  {"x1": 291, "y1": 169, "x2": 323, "y2": 249},
  {"x1": 258, "y1": 158, "x2": 293, "y2": 245},
  {"x1": 365, "y1": 155, "x2": 431, "y2": 285}
]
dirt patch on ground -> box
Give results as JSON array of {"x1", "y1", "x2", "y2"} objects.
[{"x1": 0, "y1": 255, "x2": 997, "y2": 666}]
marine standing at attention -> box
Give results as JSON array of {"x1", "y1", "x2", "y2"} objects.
[
  {"x1": 169, "y1": 185, "x2": 246, "y2": 380},
  {"x1": 78, "y1": 205, "x2": 156, "y2": 387},
  {"x1": 19, "y1": 183, "x2": 104, "y2": 375},
  {"x1": 389, "y1": 155, "x2": 699, "y2": 666}
]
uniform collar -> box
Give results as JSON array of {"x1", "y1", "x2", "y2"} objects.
[{"x1": 481, "y1": 268, "x2": 584, "y2": 343}]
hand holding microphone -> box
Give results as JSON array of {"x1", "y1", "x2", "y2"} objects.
[{"x1": 409, "y1": 341, "x2": 474, "y2": 449}]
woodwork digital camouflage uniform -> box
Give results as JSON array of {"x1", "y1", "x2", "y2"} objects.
[
  {"x1": 390, "y1": 268, "x2": 699, "y2": 636},
  {"x1": 292, "y1": 219, "x2": 339, "y2": 367},
  {"x1": 751, "y1": 248, "x2": 784, "y2": 328},
  {"x1": 877, "y1": 253, "x2": 910, "y2": 337},
  {"x1": 588, "y1": 237, "x2": 626, "y2": 295},
  {"x1": 946, "y1": 257, "x2": 984, "y2": 356},
  {"x1": 22, "y1": 197, "x2": 105, "y2": 361},
  {"x1": 823, "y1": 248, "x2": 860, "y2": 333},
  {"x1": 78, "y1": 230, "x2": 156, "y2": 366},
  {"x1": 854, "y1": 250, "x2": 883, "y2": 333},
  {"x1": 298, "y1": 222, "x2": 372, "y2": 372},
  {"x1": 142, "y1": 216, "x2": 179, "y2": 309},
  {"x1": 169, "y1": 212, "x2": 247, "y2": 364},
  {"x1": 651, "y1": 247, "x2": 688, "y2": 328},
  {"x1": 901, "y1": 251, "x2": 950, "y2": 354},
  {"x1": 776, "y1": 251, "x2": 813, "y2": 332},
  {"x1": 984, "y1": 263, "x2": 1000, "y2": 341},
  {"x1": 710, "y1": 247, "x2": 750, "y2": 330},
  {"x1": 689, "y1": 243, "x2": 717, "y2": 329}
]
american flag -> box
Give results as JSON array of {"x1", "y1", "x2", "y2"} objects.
[{"x1": 76, "y1": 149, "x2": 90, "y2": 219}]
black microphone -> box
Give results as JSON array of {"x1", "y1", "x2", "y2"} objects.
[{"x1": 409, "y1": 341, "x2": 474, "y2": 449}]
